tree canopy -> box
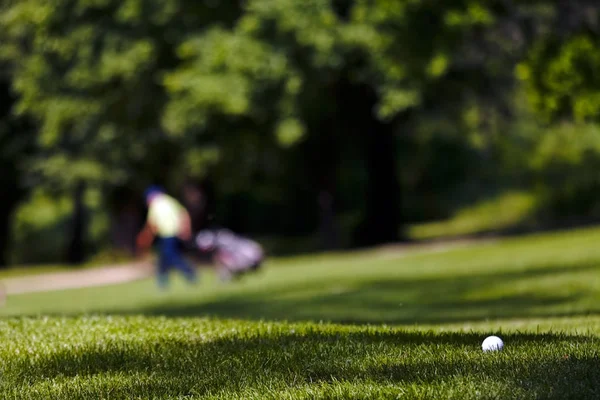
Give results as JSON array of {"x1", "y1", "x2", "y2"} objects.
[{"x1": 1, "y1": 0, "x2": 600, "y2": 264}]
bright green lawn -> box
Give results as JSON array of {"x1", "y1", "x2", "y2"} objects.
[
  {"x1": 1, "y1": 316, "x2": 599, "y2": 399},
  {"x1": 2, "y1": 226, "x2": 600, "y2": 399},
  {"x1": 408, "y1": 191, "x2": 537, "y2": 240}
]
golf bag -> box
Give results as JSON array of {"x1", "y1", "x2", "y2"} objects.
[{"x1": 194, "y1": 229, "x2": 264, "y2": 278}]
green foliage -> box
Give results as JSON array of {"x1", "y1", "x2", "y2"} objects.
[
  {"x1": 518, "y1": 35, "x2": 600, "y2": 122},
  {"x1": 162, "y1": 26, "x2": 292, "y2": 138},
  {"x1": 2, "y1": 0, "x2": 600, "y2": 258},
  {"x1": 10, "y1": 189, "x2": 72, "y2": 264},
  {"x1": 527, "y1": 123, "x2": 600, "y2": 217},
  {"x1": 529, "y1": 123, "x2": 600, "y2": 172},
  {"x1": 0, "y1": 0, "x2": 241, "y2": 190},
  {"x1": 275, "y1": 118, "x2": 305, "y2": 148},
  {"x1": 494, "y1": 90, "x2": 600, "y2": 219},
  {"x1": 10, "y1": 188, "x2": 110, "y2": 264},
  {"x1": 163, "y1": 0, "x2": 502, "y2": 138},
  {"x1": 157, "y1": 0, "x2": 519, "y2": 240}
]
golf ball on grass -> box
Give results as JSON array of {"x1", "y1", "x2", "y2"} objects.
[{"x1": 482, "y1": 336, "x2": 504, "y2": 352}]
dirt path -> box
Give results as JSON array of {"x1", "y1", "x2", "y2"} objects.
[
  {"x1": 2, "y1": 260, "x2": 154, "y2": 296},
  {"x1": 0, "y1": 238, "x2": 494, "y2": 296}
]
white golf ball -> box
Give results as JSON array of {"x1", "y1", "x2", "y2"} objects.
[{"x1": 482, "y1": 336, "x2": 504, "y2": 352}]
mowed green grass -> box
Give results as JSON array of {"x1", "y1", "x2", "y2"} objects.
[
  {"x1": 1, "y1": 316, "x2": 600, "y2": 399},
  {"x1": 3, "y1": 226, "x2": 600, "y2": 398}
]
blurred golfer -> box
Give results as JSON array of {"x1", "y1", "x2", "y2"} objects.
[{"x1": 137, "y1": 186, "x2": 197, "y2": 288}]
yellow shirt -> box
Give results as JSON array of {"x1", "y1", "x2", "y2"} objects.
[{"x1": 147, "y1": 194, "x2": 186, "y2": 238}]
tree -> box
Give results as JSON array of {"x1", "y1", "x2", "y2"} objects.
[
  {"x1": 517, "y1": 2, "x2": 600, "y2": 123},
  {"x1": 0, "y1": 77, "x2": 35, "y2": 266},
  {"x1": 0, "y1": 0, "x2": 243, "y2": 261},
  {"x1": 163, "y1": 0, "x2": 525, "y2": 246},
  {"x1": 0, "y1": 0, "x2": 35, "y2": 266},
  {"x1": 512, "y1": 2, "x2": 600, "y2": 218},
  {"x1": 2, "y1": 0, "x2": 581, "y2": 260}
]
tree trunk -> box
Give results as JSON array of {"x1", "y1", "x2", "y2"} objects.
[
  {"x1": 109, "y1": 186, "x2": 143, "y2": 256},
  {"x1": 0, "y1": 193, "x2": 19, "y2": 267},
  {"x1": 0, "y1": 167, "x2": 22, "y2": 268},
  {"x1": 111, "y1": 204, "x2": 141, "y2": 255},
  {"x1": 357, "y1": 114, "x2": 401, "y2": 246},
  {"x1": 307, "y1": 114, "x2": 340, "y2": 251},
  {"x1": 0, "y1": 78, "x2": 26, "y2": 267},
  {"x1": 66, "y1": 181, "x2": 87, "y2": 264},
  {"x1": 0, "y1": 209, "x2": 9, "y2": 267},
  {"x1": 338, "y1": 82, "x2": 401, "y2": 247},
  {"x1": 318, "y1": 189, "x2": 339, "y2": 250}
]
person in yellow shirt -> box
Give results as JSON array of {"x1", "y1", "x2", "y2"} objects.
[{"x1": 137, "y1": 186, "x2": 197, "y2": 288}]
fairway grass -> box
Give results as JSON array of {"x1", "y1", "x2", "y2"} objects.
[
  {"x1": 408, "y1": 191, "x2": 537, "y2": 240},
  {"x1": 3, "y1": 226, "x2": 600, "y2": 398},
  {"x1": 1, "y1": 316, "x2": 600, "y2": 399}
]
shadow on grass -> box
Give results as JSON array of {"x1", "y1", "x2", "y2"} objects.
[
  {"x1": 119, "y1": 260, "x2": 600, "y2": 325},
  {"x1": 6, "y1": 330, "x2": 600, "y2": 399}
]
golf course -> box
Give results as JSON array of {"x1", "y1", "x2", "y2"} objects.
[{"x1": 2, "y1": 226, "x2": 600, "y2": 399}]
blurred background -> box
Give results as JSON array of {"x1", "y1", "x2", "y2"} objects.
[{"x1": 1, "y1": 0, "x2": 600, "y2": 269}]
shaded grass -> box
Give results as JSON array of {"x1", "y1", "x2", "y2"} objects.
[
  {"x1": 1, "y1": 317, "x2": 600, "y2": 399},
  {"x1": 126, "y1": 258, "x2": 599, "y2": 324}
]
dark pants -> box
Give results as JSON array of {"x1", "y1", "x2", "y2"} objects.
[{"x1": 158, "y1": 237, "x2": 197, "y2": 288}]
